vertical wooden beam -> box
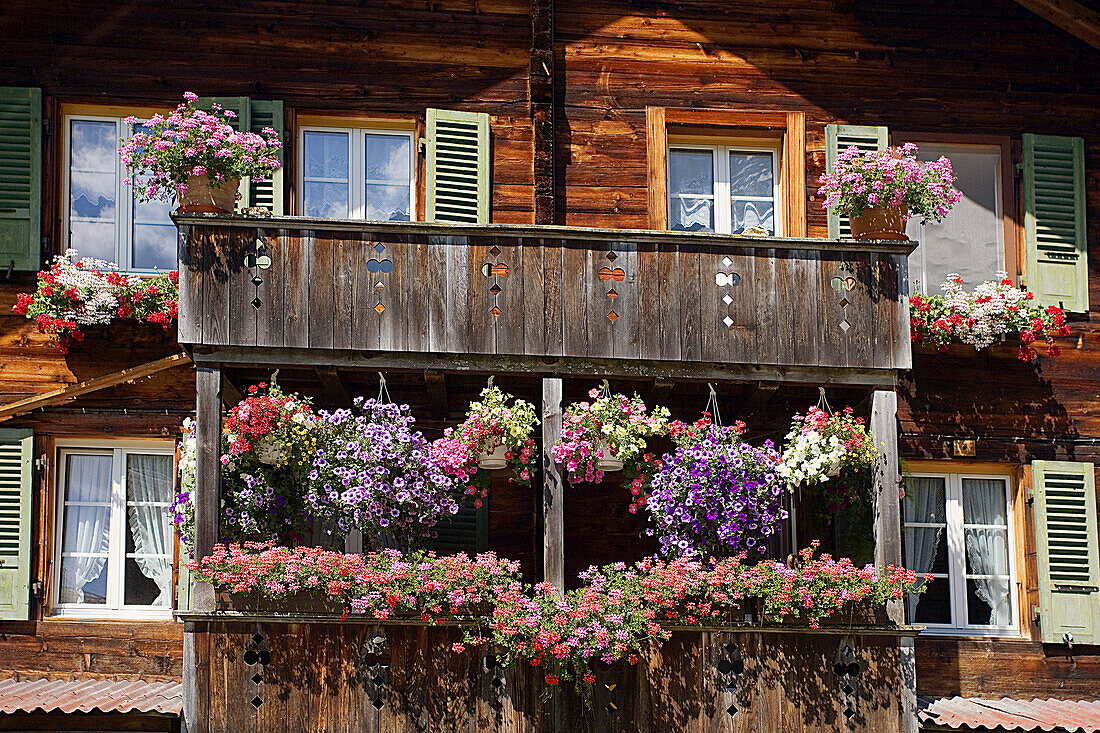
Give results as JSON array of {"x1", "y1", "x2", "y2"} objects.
[
  {"x1": 542, "y1": 377, "x2": 564, "y2": 591},
  {"x1": 646, "y1": 106, "x2": 668, "y2": 230},
  {"x1": 870, "y1": 388, "x2": 917, "y2": 733},
  {"x1": 530, "y1": 0, "x2": 555, "y2": 224},
  {"x1": 193, "y1": 366, "x2": 222, "y2": 613},
  {"x1": 784, "y1": 111, "x2": 807, "y2": 238}
]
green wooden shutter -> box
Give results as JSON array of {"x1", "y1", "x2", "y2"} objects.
[
  {"x1": 195, "y1": 97, "x2": 251, "y2": 210},
  {"x1": 0, "y1": 87, "x2": 41, "y2": 271},
  {"x1": 176, "y1": 550, "x2": 192, "y2": 613},
  {"x1": 0, "y1": 429, "x2": 33, "y2": 620},
  {"x1": 1032, "y1": 460, "x2": 1100, "y2": 644},
  {"x1": 247, "y1": 100, "x2": 284, "y2": 215},
  {"x1": 431, "y1": 471, "x2": 489, "y2": 554},
  {"x1": 1024, "y1": 134, "x2": 1088, "y2": 313},
  {"x1": 825, "y1": 124, "x2": 889, "y2": 239},
  {"x1": 425, "y1": 108, "x2": 490, "y2": 224}
]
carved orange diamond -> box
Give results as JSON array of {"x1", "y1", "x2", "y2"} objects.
[
  {"x1": 607, "y1": 288, "x2": 618, "y2": 300},
  {"x1": 375, "y1": 303, "x2": 386, "y2": 314},
  {"x1": 491, "y1": 306, "x2": 502, "y2": 318},
  {"x1": 607, "y1": 311, "x2": 618, "y2": 322}
]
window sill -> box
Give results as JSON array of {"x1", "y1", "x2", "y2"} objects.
[
  {"x1": 916, "y1": 628, "x2": 1027, "y2": 641},
  {"x1": 48, "y1": 608, "x2": 175, "y2": 622}
]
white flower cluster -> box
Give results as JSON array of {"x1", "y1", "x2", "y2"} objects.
[
  {"x1": 178, "y1": 417, "x2": 196, "y2": 494},
  {"x1": 51, "y1": 250, "x2": 136, "y2": 326},
  {"x1": 776, "y1": 429, "x2": 845, "y2": 488},
  {"x1": 941, "y1": 271, "x2": 1031, "y2": 350}
]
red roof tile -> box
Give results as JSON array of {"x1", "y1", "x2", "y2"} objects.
[
  {"x1": 0, "y1": 677, "x2": 182, "y2": 715},
  {"x1": 919, "y1": 696, "x2": 1100, "y2": 732}
]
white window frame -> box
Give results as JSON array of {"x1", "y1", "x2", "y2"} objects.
[
  {"x1": 297, "y1": 125, "x2": 416, "y2": 221},
  {"x1": 667, "y1": 142, "x2": 782, "y2": 236},
  {"x1": 905, "y1": 471, "x2": 1018, "y2": 637},
  {"x1": 52, "y1": 439, "x2": 176, "y2": 619},
  {"x1": 905, "y1": 142, "x2": 1005, "y2": 295},
  {"x1": 62, "y1": 114, "x2": 175, "y2": 274}
]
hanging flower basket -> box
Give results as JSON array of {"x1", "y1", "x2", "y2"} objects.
[
  {"x1": 477, "y1": 443, "x2": 509, "y2": 470},
  {"x1": 594, "y1": 440, "x2": 624, "y2": 472},
  {"x1": 777, "y1": 404, "x2": 877, "y2": 514}
]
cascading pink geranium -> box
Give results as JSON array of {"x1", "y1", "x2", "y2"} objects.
[{"x1": 118, "y1": 91, "x2": 282, "y2": 203}]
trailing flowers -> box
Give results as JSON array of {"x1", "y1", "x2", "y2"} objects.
[
  {"x1": 13, "y1": 250, "x2": 179, "y2": 353},
  {"x1": 910, "y1": 273, "x2": 1070, "y2": 361},
  {"x1": 192, "y1": 541, "x2": 927, "y2": 688}
]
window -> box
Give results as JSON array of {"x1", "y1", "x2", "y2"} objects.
[
  {"x1": 299, "y1": 126, "x2": 414, "y2": 221},
  {"x1": 64, "y1": 115, "x2": 176, "y2": 272},
  {"x1": 53, "y1": 442, "x2": 176, "y2": 617},
  {"x1": 903, "y1": 142, "x2": 1009, "y2": 294},
  {"x1": 667, "y1": 144, "x2": 780, "y2": 235},
  {"x1": 903, "y1": 472, "x2": 1017, "y2": 635}
]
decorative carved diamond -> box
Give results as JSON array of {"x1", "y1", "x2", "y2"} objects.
[
  {"x1": 251, "y1": 673, "x2": 263, "y2": 684},
  {"x1": 722, "y1": 256, "x2": 733, "y2": 267},
  {"x1": 490, "y1": 284, "x2": 501, "y2": 295},
  {"x1": 838, "y1": 297, "x2": 849, "y2": 308},
  {"x1": 374, "y1": 243, "x2": 385, "y2": 254},
  {"x1": 606, "y1": 250, "x2": 617, "y2": 261},
  {"x1": 250, "y1": 697, "x2": 263, "y2": 708},
  {"x1": 489, "y1": 246, "x2": 501, "y2": 256},
  {"x1": 839, "y1": 319, "x2": 850, "y2": 332},
  {"x1": 607, "y1": 288, "x2": 617, "y2": 300},
  {"x1": 491, "y1": 306, "x2": 502, "y2": 318},
  {"x1": 723, "y1": 294, "x2": 733, "y2": 305},
  {"x1": 375, "y1": 303, "x2": 386, "y2": 314},
  {"x1": 251, "y1": 297, "x2": 262, "y2": 309},
  {"x1": 723, "y1": 316, "x2": 734, "y2": 328},
  {"x1": 607, "y1": 311, "x2": 618, "y2": 322}
]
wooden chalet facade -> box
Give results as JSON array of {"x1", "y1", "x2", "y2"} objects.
[{"x1": 0, "y1": 1, "x2": 1098, "y2": 731}]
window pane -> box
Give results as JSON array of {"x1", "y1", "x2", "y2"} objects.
[
  {"x1": 731, "y1": 200, "x2": 774, "y2": 235},
  {"x1": 905, "y1": 145, "x2": 1003, "y2": 294},
  {"x1": 910, "y1": 577, "x2": 951, "y2": 625},
  {"x1": 70, "y1": 119, "x2": 118, "y2": 263},
  {"x1": 964, "y1": 528, "x2": 1009, "y2": 576},
  {"x1": 671, "y1": 198, "x2": 713, "y2": 232},
  {"x1": 904, "y1": 476, "x2": 947, "y2": 524},
  {"x1": 966, "y1": 576, "x2": 1011, "y2": 625},
  {"x1": 365, "y1": 134, "x2": 411, "y2": 184},
  {"x1": 130, "y1": 123, "x2": 177, "y2": 271},
  {"x1": 59, "y1": 454, "x2": 113, "y2": 604},
  {"x1": 905, "y1": 526, "x2": 949, "y2": 574},
  {"x1": 962, "y1": 478, "x2": 1007, "y2": 525},
  {"x1": 728, "y1": 152, "x2": 774, "y2": 198},
  {"x1": 364, "y1": 184, "x2": 411, "y2": 221},
  {"x1": 124, "y1": 454, "x2": 174, "y2": 607},
  {"x1": 669, "y1": 149, "x2": 714, "y2": 195},
  {"x1": 303, "y1": 131, "x2": 350, "y2": 218}
]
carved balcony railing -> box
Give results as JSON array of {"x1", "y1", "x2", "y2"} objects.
[{"x1": 175, "y1": 215, "x2": 913, "y2": 382}]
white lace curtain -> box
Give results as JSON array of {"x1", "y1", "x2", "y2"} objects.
[
  {"x1": 59, "y1": 455, "x2": 113, "y2": 604},
  {"x1": 903, "y1": 477, "x2": 945, "y2": 621},
  {"x1": 962, "y1": 478, "x2": 1011, "y2": 625},
  {"x1": 126, "y1": 454, "x2": 174, "y2": 607}
]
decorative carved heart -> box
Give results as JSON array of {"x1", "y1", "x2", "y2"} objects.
[
  {"x1": 715, "y1": 272, "x2": 741, "y2": 287},
  {"x1": 845, "y1": 276, "x2": 857, "y2": 291},
  {"x1": 481, "y1": 262, "x2": 509, "y2": 277},
  {"x1": 598, "y1": 267, "x2": 625, "y2": 282},
  {"x1": 366, "y1": 259, "x2": 393, "y2": 274}
]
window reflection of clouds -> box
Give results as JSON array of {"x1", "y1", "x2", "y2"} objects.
[
  {"x1": 365, "y1": 134, "x2": 411, "y2": 184},
  {"x1": 729, "y1": 153, "x2": 774, "y2": 198},
  {"x1": 304, "y1": 131, "x2": 349, "y2": 180}
]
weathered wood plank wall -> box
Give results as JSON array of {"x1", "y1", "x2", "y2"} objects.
[
  {"x1": 177, "y1": 221, "x2": 911, "y2": 373},
  {"x1": 188, "y1": 620, "x2": 906, "y2": 733}
]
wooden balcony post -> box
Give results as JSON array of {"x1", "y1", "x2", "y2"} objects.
[
  {"x1": 542, "y1": 377, "x2": 565, "y2": 592},
  {"x1": 870, "y1": 388, "x2": 917, "y2": 733},
  {"x1": 193, "y1": 365, "x2": 222, "y2": 612}
]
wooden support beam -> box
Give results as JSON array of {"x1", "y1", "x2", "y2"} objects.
[
  {"x1": 316, "y1": 366, "x2": 350, "y2": 406},
  {"x1": 870, "y1": 389, "x2": 917, "y2": 733},
  {"x1": 0, "y1": 352, "x2": 190, "y2": 422},
  {"x1": 530, "y1": 0, "x2": 555, "y2": 223},
  {"x1": 193, "y1": 366, "x2": 222, "y2": 613},
  {"x1": 220, "y1": 372, "x2": 244, "y2": 407},
  {"x1": 542, "y1": 377, "x2": 564, "y2": 592},
  {"x1": 424, "y1": 370, "x2": 448, "y2": 420},
  {"x1": 1010, "y1": 0, "x2": 1100, "y2": 50}
]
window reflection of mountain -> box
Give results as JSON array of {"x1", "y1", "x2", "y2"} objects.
[{"x1": 72, "y1": 193, "x2": 114, "y2": 218}]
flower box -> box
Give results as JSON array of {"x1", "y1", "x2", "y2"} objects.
[{"x1": 216, "y1": 589, "x2": 345, "y2": 615}]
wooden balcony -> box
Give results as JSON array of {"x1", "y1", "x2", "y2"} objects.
[{"x1": 174, "y1": 214, "x2": 913, "y2": 385}]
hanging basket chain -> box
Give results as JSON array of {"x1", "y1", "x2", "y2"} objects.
[
  {"x1": 705, "y1": 383, "x2": 724, "y2": 429},
  {"x1": 817, "y1": 386, "x2": 833, "y2": 416},
  {"x1": 378, "y1": 372, "x2": 393, "y2": 404}
]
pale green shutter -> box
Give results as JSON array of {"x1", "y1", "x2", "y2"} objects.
[
  {"x1": 1032, "y1": 460, "x2": 1100, "y2": 644},
  {"x1": 176, "y1": 551, "x2": 192, "y2": 612},
  {"x1": 196, "y1": 97, "x2": 251, "y2": 210},
  {"x1": 1024, "y1": 134, "x2": 1088, "y2": 313},
  {"x1": 0, "y1": 429, "x2": 33, "y2": 620},
  {"x1": 430, "y1": 471, "x2": 489, "y2": 554},
  {"x1": 0, "y1": 87, "x2": 41, "y2": 271},
  {"x1": 825, "y1": 124, "x2": 888, "y2": 239},
  {"x1": 247, "y1": 100, "x2": 284, "y2": 215},
  {"x1": 425, "y1": 109, "x2": 490, "y2": 224}
]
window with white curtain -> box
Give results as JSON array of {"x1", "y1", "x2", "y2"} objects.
[
  {"x1": 299, "y1": 126, "x2": 414, "y2": 221},
  {"x1": 904, "y1": 143, "x2": 1005, "y2": 294},
  {"x1": 903, "y1": 472, "x2": 1016, "y2": 635},
  {"x1": 54, "y1": 443, "x2": 176, "y2": 617},
  {"x1": 65, "y1": 115, "x2": 177, "y2": 272},
  {"x1": 668, "y1": 144, "x2": 781, "y2": 235}
]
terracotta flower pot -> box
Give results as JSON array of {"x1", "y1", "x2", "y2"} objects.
[
  {"x1": 176, "y1": 175, "x2": 239, "y2": 213},
  {"x1": 848, "y1": 205, "x2": 908, "y2": 241}
]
